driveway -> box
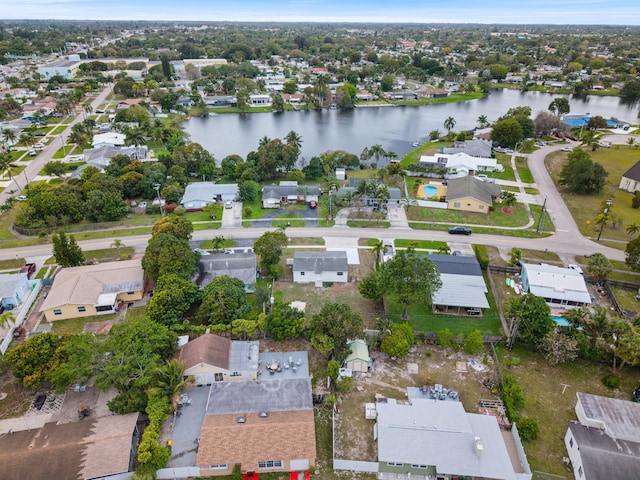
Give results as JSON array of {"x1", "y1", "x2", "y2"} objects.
[
  {"x1": 248, "y1": 205, "x2": 318, "y2": 228},
  {"x1": 221, "y1": 201, "x2": 242, "y2": 228},
  {"x1": 163, "y1": 385, "x2": 210, "y2": 468}
]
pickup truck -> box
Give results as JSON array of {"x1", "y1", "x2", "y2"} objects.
[{"x1": 20, "y1": 263, "x2": 36, "y2": 279}]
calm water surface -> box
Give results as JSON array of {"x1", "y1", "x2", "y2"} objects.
[{"x1": 183, "y1": 89, "x2": 638, "y2": 162}]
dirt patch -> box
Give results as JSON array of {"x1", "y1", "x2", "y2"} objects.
[
  {"x1": 0, "y1": 370, "x2": 32, "y2": 420},
  {"x1": 501, "y1": 207, "x2": 514, "y2": 214},
  {"x1": 333, "y1": 343, "x2": 499, "y2": 461}
]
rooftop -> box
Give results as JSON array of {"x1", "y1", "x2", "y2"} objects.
[
  {"x1": 292, "y1": 251, "x2": 348, "y2": 273},
  {"x1": 577, "y1": 392, "x2": 640, "y2": 443},
  {"x1": 0, "y1": 272, "x2": 27, "y2": 298},
  {"x1": 522, "y1": 263, "x2": 591, "y2": 304}
]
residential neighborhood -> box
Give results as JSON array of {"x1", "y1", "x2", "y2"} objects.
[{"x1": 1, "y1": 18, "x2": 640, "y2": 480}]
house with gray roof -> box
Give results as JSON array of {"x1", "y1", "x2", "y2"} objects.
[
  {"x1": 71, "y1": 145, "x2": 149, "y2": 179},
  {"x1": 446, "y1": 175, "x2": 501, "y2": 214},
  {"x1": 337, "y1": 185, "x2": 402, "y2": 207},
  {"x1": 521, "y1": 262, "x2": 591, "y2": 307},
  {"x1": 375, "y1": 396, "x2": 531, "y2": 480},
  {"x1": 261, "y1": 182, "x2": 319, "y2": 209},
  {"x1": 442, "y1": 139, "x2": 493, "y2": 158},
  {"x1": 292, "y1": 251, "x2": 348, "y2": 283},
  {"x1": 427, "y1": 254, "x2": 490, "y2": 314},
  {"x1": 197, "y1": 252, "x2": 257, "y2": 289},
  {"x1": 180, "y1": 182, "x2": 238, "y2": 210},
  {"x1": 564, "y1": 393, "x2": 640, "y2": 480},
  {"x1": 619, "y1": 160, "x2": 640, "y2": 193},
  {"x1": 0, "y1": 272, "x2": 30, "y2": 309}
]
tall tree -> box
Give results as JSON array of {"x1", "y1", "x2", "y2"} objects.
[
  {"x1": 548, "y1": 98, "x2": 570, "y2": 116},
  {"x1": 51, "y1": 231, "x2": 85, "y2": 267},
  {"x1": 444, "y1": 116, "x2": 456, "y2": 132},
  {"x1": 150, "y1": 359, "x2": 193, "y2": 414},
  {"x1": 507, "y1": 293, "x2": 553, "y2": 347},
  {"x1": 254, "y1": 231, "x2": 288, "y2": 277},
  {"x1": 309, "y1": 302, "x2": 363, "y2": 361},
  {"x1": 198, "y1": 275, "x2": 251, "y2": 325},
  {"x1": 559, "y1": 149, "x2": 608, "y2": 194}
]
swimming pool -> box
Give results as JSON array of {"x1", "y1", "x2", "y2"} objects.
[
  {"x1": 423, "y1": 185, "x2": 439, "y2": 197},
  {"x1": 551, "y1": 314, "x2": 570, "y2": 327},
  {"x1": 562, "y1": 115, "x2": 620, "y2": 128}
]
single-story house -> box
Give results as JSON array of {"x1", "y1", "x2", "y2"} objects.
[
  {"x1": 619, "y1": 161, "x2": 640, "y2": 193},
  {"x1": 344, "y1": 339, "x2": 370, "y2": 373},
  {"x1": 197, "y1": 252, "x2": 257, "y2": 289},
  {"x1": 180, "y1": 182, "x2": 239, "y2": 209},
  {"x1": 564, "y1": 393, "x2": 640, "y2": 480},
  {"x1": 249, "y1": 94, "x2": 272, "y2": 106},
  {"x1": 292, "y1": 251, "x2": 348, "y2": 284},
  {"x1": 446, "y1": 175, "x2": 501, "y2": 214},
  {"x1": 419, "y1": 152, "x2": 498, "y2": 176},
  {"x1": 417, "y1": 89, "x2": 450, "y2": 99},
  {"x1": 355, "y1": 90, "x2": 377, "y2": 101},
  {"x1": 442, "y1": 139, "x2": 493, "y2": 159},
  {"x1": 0, "y1": 272, "x2": 30, "y2": 309},
  {"x1": 520, "y1": 262, "x2": 591, "y2": 307},
  {"x1": 375, "y1": 389, "x2": 531, "y2": 480},
  {"x1": 281, "y1": 93, "x2": 304, "y2": 104},
  {"x1": 203, "y1": 95, "x2": 237, "y2": 107},
  {"x1": 261, "y1": 183, "x2": 319, "y2": 209},
  {"x1": 0, "y1": 412, "x2": 139, "y2": 480},
  {"x1": 71, "y1": 145, "x2": 149, "y2": 179},
  {"x1": 39, "y1": 259, "x2": 144, "y2": 321},
  {"x1": 428, "y1": 254, "x2": 490, "y2": 315},
  {"x1": 91, "y1": 132, "x2": 125, "y2": 148},
  {"x1": 197, "y1": 352, "x2": 316, "y2": 476},
  {"x1": 178, "y1": 333, "x2": 259, "y2": 384},
  {"x1": 336, "y1": 185, "x2": 403, "y2": 207}
]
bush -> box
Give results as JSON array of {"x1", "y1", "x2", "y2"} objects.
[
  {"x1": 438, "y1": 328, "x2": 453, "y2": 350},
  {"x1": 244, "y1": 206, "x2": 252, "y2": 217},
  {"x1": 632, "y1": 191, "x2": 640, "y2": 209},
  {"x1": 500, "y1": 374, "x2": 525, "y2": 421},
  {"x1": 602, "y1": 374, "x2": 620, "y2": 389},
  {"x1": 464, "y1": 329, "x2": 485, "y2": 355},
  {"x1": 516, "y1": 417, "x2": 540, "y2": 441},
  {"x1": 473, "y1": 244, "x2": 489, "y2": 270}
]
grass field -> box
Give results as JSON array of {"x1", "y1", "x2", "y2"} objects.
[
  {"x1": 406, "y1": 202, "x2": 531, "y2": 227},
  {"x1": 545, "y1": 146, "x2": 640, "y2": 243}
]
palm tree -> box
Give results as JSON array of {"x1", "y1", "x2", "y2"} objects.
[
  {"x1": 398, "y1": 197, "x2": 418, "y2": 215},
  {"x1": 371, "y1": 239, "x2": 384, "y2": 270},
  {"x1": 285, "y1": 131, "x2": 302, "y2": 150},
  {"x1": 477, "y1": 115, "x2": 489, "y2": 129},
  {"x1": 1, "y1": 128, "x2": 17, "y2": 146},
  {"x1": 500, "y1": 191, "x2": 518, "y2": 212},
  {"x1": 211, "y1": 235, "x2": 226, "y2": 253},
  {"x1": 259, "y1": 136, "x2": 271, "y2": 148},
  {"x1": 110, "y1": 239, "x2": 124, "y2": 258},
  {"x1": 150, "y1": 359, "x2": 193, "y2": 414},
  {"x1": 0, "y1": 152, "x2": 19, "y2": 185},
  {"x1": 444, "y1": 116, "x2": 456, "y2": 133},
  {"x1": 0, "y1": 311, "x2": 16, "y2": 329},
  {"x1": 125, "y1": 127, "x2": 145, "y2": 148},
  {"x1": 627, "y1": 223, "x2": 640, "y2": 237},
  {"x1": 628, "y1": 137, "x2": 636, "y2": 149},
  {"x1": 386, "y1": 151, "x2": 398, "y2": 164}
]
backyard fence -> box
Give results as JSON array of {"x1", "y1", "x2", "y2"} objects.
[{"x1": 0, "y1": 279, "x2": 42, "y2": 355}]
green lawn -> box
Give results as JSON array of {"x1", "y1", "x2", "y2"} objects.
[
  {"x1": 51, "y1": 313, "x2": 120, "y2": 334},
  {"x1": 272, "y1": 214, "x2": 305, "y2": 228},
  {"x1": 394, "y1": 239, "x2": 448, "y2": 250},
  {"x1": 515, "y1": 157, "x2": 534, "y2": 183},
  {"x1": 406, "y1": 202, "x2": 531, "y2": 227},
  {"x1": 491, "y1": 155, "x2": 517, "y2": 181},
  {"x1": 50, "y1": 126, "x2": 67, "y2": 135},
  {"x1": 0, "y1": 258, "x2": 25, "y2": 269},
  {"x1": 545, "y1": 147, "x2": 640, "y2": 244}
]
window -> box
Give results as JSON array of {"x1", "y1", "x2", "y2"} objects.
[
  {"x1": 337, "y1": 272, "x2": 344, "y2": 276},
  {"x1": 127, "y1": 291, "x2": 135, "y2": 295},
  {"x1": 453, "y1": 202, "x2": 461, "y2": 208},
  {"x1": 300, "y1": 272, "x2": 305, "y2": 276},
  {"x1": 209, "y1": 464, "x2": 227, "y2": 470},
  {"x1": 411, "y1": 464, "x2": 427, "y2": 469},
  {"x1": 569, "y1": 438, "x2": 574, "y2": 448},
  {"x1": 578, "y1": 466, "x2": 583, "y2": 477},
  {"x1": 478, "y1": 205, "x2": 484, "y2": 210},
  {"x1": 386, "y1": 462, "x2": 403, "y2": 467},
  {"x1": 230, "y1": 371, "x2": 241, "y2": 377},
  {"x1": 53, "y1": 309, "x2": 62, "y2": 316},
  {"x1": 77, "y1": 306, "x2": 86, "y2": 312},
  {"x1": 214, "y1": 373, "x2": 224, "y2": 382},
  {"x1": 258, "y1": 460, "x2": 283, "y2": 470}
]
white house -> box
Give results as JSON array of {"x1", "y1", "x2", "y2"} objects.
[
  {"x1": 249, "y1": 94, "x2": 271, "y2": 106},
  {"x1": 180, "y1": 182, "x2": 238, "y2": 209},
  {"x1": 261, "y1": 183, "x2": 319, "y2": 209},
  {"x1": 520, "y1": 263, "x2": 591, "y2": 307},
  {"x1": 619, "y1": 161, "x2": 640, "y2": 193},
  {"x1": 91, "y1": 132, "x2": 125, "y2": 148},
  {"x1": 564, "y1": 393, "x2": 640, "y2": 480},
  {"x1": 292, "y1": 251, "x2": 348, "y2": 283},
  {"x1": 418, "y1": 152, "x2": 498, "y2": 176}
]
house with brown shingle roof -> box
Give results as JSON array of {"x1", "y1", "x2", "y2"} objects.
[
  {"x1": 619, "y1": 160, "x2": 640, "y2": 193},
  {"x1": 39, "y1": 259, "x2": 144, "y2": 321},
  {"x1": 446, "y1": 175, "x2": 501, "y2": 214},
  {"x1": 0, "y1": 413, "x2": 139, "y2": 480},
  {"x1": 178, "y1": 333, "x2": 259, "y2": 384}
]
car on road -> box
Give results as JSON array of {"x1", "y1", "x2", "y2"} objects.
[
  {"x1": 223, "y1": 249, "x2": 234, "y2": 254},
  {"x1": 193, "y1": 248, "x2": 210, "y2": 256},
  {"x1": 504, "y1": 148, "x2": 514, "y2": 154},
  {"x1": 35, "y1": 132, "x2": 46, "y2": 137},
  {"x1": 535, "y1": 140, "x2": 546, "y2": 147},
  {"x1": 568, "y1": 264, "x2": 584, "y2": 275},
  {"x1": 448, "y1": 226, "x2": 472, "y2": 235},
  {"x1": 224, "y1": 200, "x2": 233, "y2": 209},
  {"x1": 561, "y1": 146, "x2": 573, "y2": 152}
]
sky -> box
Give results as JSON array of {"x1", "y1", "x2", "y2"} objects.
[{"x1": 2, "y1": 0, "x2": 640, "y2": 25}]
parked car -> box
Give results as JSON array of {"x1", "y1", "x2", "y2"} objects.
[
  {"x1": 309, "y1": 200, "x2": 317, "y2": 209},
  {"x1": 224, "y1": 200, "x2": 233, "y2": 209},
  {"x1": 448, "y1": 226, "x2": 472, "y2": 235},
  {"x1": 35, "y1": 132, "x2": 46, "y2": 137},
  {"x1": 15, "y1": 195, "x2": 27, "y2": 201},
  {"x1": 20, "y1": 263, "x2": 37, "y2": 279},
  {"x1": 561, "y1": 146, "x2": 573, "y2": 152},
  {"x1": 193, "y1": 248, "x2": 210, "y2": 256},
  {"x1": 466, "y1": 307, "x2": 481, "y2": 316}
]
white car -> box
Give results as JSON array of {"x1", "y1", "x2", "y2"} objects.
[
  {"x1": 15, "y1": 195, "x2": 27, "y2": 201},
  {"x1": 561, "y1": 146, "x2": 573, "y2": 152},
  {"x1": 224, "y1": 200, "x2": 233, "y2": 209},
  {"x1": 193, "y1": 248, "x2": 210, "y2": 256},
  {"x1": 568, "y1": 264, "x2": 584, "y2": 275}
]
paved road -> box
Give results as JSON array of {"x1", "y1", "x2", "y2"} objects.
[{"x1": 0, "y1": 85, "x2": 112, "y2": 204}]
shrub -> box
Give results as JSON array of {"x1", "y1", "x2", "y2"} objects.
[
  {"x1": 244, "y1": 206, "x2": 252, "y2": 217},
  {"x1": 500, "y1": 374, "x2": 525, "y2": 421},
  {"x1": 438, "y1": 328, "x2": 453, "y2": 350},
  {"x1": 464, "y1": 329, "x2": 485, "y2": 355},
  {"x1": 473, "y1": 244, "x2": 489, "y2": 270},
  {"x1": 516, "y1": 417, "x2": 540, "y2": 441},
  {"x1": 602, "y1": 374, "x2": 620, "y2": 389},
  {"x1": 632, "y1": 191, "x2": 640, "y2": 209}
]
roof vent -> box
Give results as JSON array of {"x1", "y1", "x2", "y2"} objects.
[
  {"x1": 474, "y1": 437, "x2": 484, "y2": 457},
  {"x1": 237, "y1": 416, "x2": 246, "y2": 424},
  {"x1": 259, "y1": 411, "x2": 268, "y2": 418}
]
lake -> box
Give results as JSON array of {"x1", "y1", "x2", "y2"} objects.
[{"x1": 183, "y1": 89, "x2": 639, "y2": 162}]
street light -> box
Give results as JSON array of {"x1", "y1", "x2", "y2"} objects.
[
  {"x1": 536, "y1": 194, "x2": 547, "y2": 233},
  {"x1": 597, "y1": 199, "x2": 612, "y2": 241},
  {"x1": 153, "y1": 183, "x2": 164, "y2": 217}
]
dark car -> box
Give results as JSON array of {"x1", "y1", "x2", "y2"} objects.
[{"x1": 448, "y1": 226, "x2": 472, "y2": 235}]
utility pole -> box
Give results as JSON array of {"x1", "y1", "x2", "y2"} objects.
[
  {"x1": 153, "y1": 183, "x2": 164, "y2": 217},
  {"x1": 597, "y1": 199, "x2": 612, "y2": 241}
]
